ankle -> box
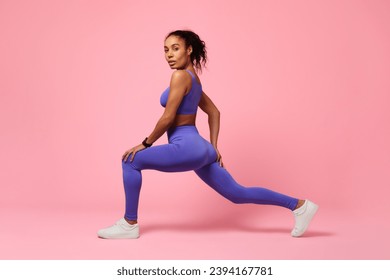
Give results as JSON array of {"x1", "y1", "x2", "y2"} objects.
[
  {"x1": 124, "y1": 218, "x2": 138, "y2": 225},
  {"x1": 294, "y1": 199, "x2": 305, "y2": 211}
]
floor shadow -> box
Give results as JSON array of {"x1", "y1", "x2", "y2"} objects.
[
  {"x1": 141, "y1": 222, "x2": 334, "y2": 237},
  {"x1": 299, "y1": 230, "x2": 335, "y2": 238},
  {"x1": 140, "y1": 221, "x2": 275, "y2": 234},
  {"x1": 139, "y1": 206, "x2": 331, "y2": 237}
]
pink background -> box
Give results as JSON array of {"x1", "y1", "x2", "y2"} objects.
[{"x1": 1, "y1": 0, "x2": 390, "y2": 259}]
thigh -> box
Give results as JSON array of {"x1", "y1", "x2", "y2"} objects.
[
  {"x1": 124, "y1": 143, "x2": 182, "y2": 172},
  {"x1": 126, "y1": 141, "x2": 211, "y2": 172}
]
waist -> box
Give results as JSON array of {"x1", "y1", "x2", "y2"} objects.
[
  {"x1": 167, "y1": 124, "x2": 199, "y2": 139},
  {"x1": 172, "y1": 113, "x2": 196, "y2": 127}
]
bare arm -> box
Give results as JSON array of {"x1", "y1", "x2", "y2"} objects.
[
  {"x1": 145, "y1": 70, "x2": 190, "y2": 144},
  {"x1": 198, "y1": 90, "x2": 223, "y2": 166},
  {"x1": 198, "y1": 90, "x2": 220, "y2": 147},
  {"x1": 122, "y1": 70, "x2": 191, "y2": 162}
]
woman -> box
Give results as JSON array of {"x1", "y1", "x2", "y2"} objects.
[{"x1": 98, "y1": 30, "x2": 318, "y2": 239}]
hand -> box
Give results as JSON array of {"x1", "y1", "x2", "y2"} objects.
[
  {"x1": 122, "y1": 143, "x2": 146, "y2": 162},
  {"x1": 214, "y1": 147, "x2": 224, "y2": 168}
]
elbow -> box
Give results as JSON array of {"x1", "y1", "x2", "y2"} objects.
[{"x1": 211, "y1": 108, "x2": 220, "y2": 118}]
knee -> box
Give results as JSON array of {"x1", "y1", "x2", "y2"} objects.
[{"x1": 121, "y1": 159, "x2": 139, "y2": 172}]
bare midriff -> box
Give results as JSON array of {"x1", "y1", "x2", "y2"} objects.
[{"x1": 172, "y1": 114, "x2": 196, "y2": 127}]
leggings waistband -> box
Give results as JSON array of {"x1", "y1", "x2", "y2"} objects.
[{"x1": 167, "y1": 125, "x2": 199, "y2": 139}]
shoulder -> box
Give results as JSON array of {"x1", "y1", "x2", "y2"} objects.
[{"x1": 170, "y1": 70, "x2": 192, "y2": 85}]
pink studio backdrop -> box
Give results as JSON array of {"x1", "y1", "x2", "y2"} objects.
[{"x1": 1, "y1": 0, "x2": 390, "y2": 259}]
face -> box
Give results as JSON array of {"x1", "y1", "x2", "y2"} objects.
[{"x1": 164, "y1": 35, "x2": 192, "y2": 69}]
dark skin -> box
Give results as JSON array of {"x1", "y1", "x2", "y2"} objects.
[{"x1": 121, "y1": 35, "x2": 305, "y2": 224}]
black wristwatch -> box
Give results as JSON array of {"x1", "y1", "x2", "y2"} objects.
[{"x1": 142, "y1": 137, "x2": 152, "y2": 148}]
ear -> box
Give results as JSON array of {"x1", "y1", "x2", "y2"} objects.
[{"x1": 187, "y1": 47, "x2": 192, "y2": 55}]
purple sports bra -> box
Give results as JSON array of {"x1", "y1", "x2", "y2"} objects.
[{"x1": 160, "y1": 69, "x2": 202, "y2": 115}]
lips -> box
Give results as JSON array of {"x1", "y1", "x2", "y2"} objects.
[{"x1": 168, "y1": 61, "x2": 175, "y2": 64}]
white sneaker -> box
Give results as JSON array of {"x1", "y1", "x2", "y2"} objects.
[
  {"x1": 291, "y1": 200, "x2": 318, "y2": 237},
  {"x1": 97, "y1": 218, "x2": 139, "y2": 239}
]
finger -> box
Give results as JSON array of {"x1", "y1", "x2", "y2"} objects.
[
  {"x1": 130, "y1": 150, "x2": 136, "y2": 162},
  {"x1": 217, "y1": 156, "x2": 222, "y2": 167},
  {"x1": 124, "y1": 150, "x2": 131, "y2": 162},
  {"x1": 219, "y1": 157, "x2": 224, "y2": 168},
  {"x1": 123, "y1": 153, "x2": 128, "y2": 162}
]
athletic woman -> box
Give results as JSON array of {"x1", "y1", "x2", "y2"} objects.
[{"x1": 97, "y1": 30, "x2": 318, "y2": 239}]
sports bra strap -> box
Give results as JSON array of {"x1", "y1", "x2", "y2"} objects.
[{"x1": 185, "y1": 69, "x2": 195, "y2": 79}]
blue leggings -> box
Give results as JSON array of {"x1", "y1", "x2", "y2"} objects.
[{"x1": 121, "y1": 125, "x2": 299, "y2": 220}]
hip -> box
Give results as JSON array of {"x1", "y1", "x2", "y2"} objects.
[{"x1": 167, "y1": 125, "x2": 217, "y2": 163}]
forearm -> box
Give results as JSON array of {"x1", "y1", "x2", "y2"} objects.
[
  {"x1": 208, "y1": 110, "x2": 220, "y2": 148},
  {"x1": 145, "y1": 116, "x2": 174, "y2": 145}
]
